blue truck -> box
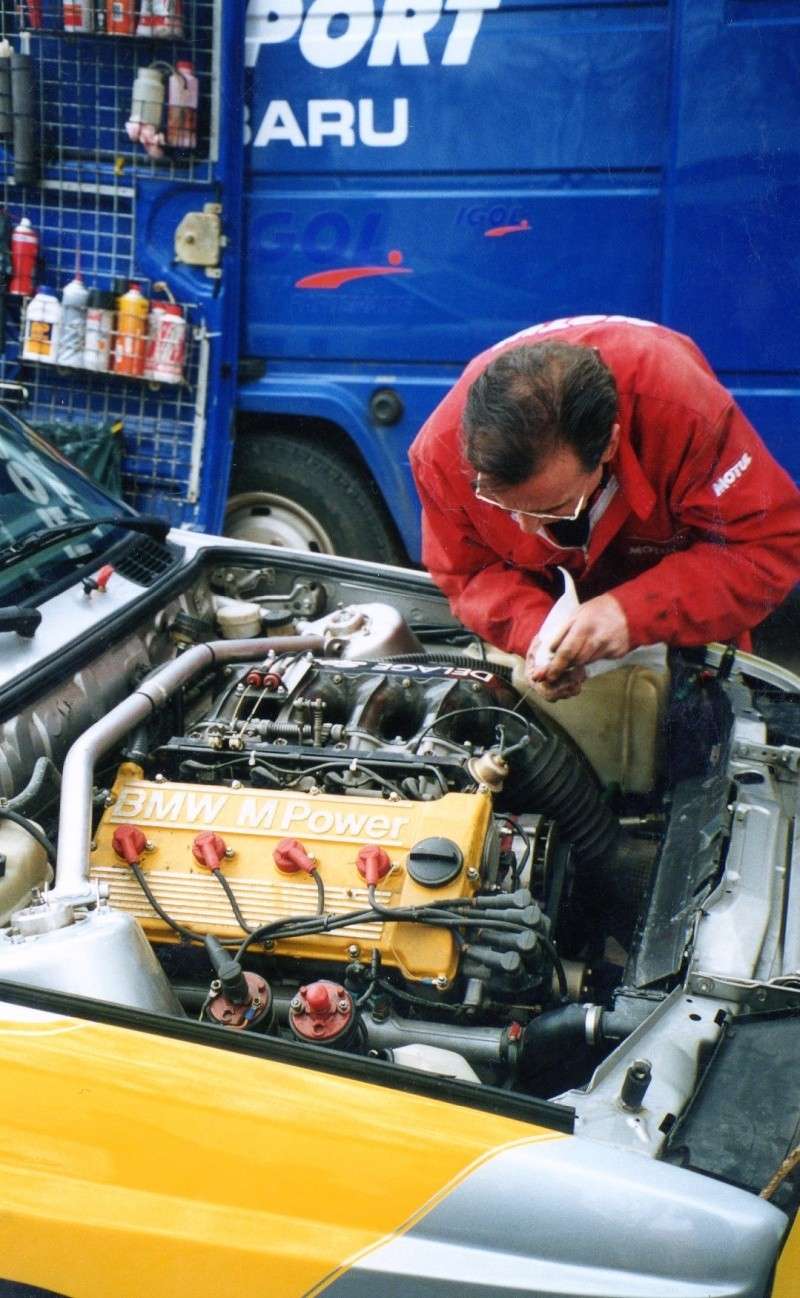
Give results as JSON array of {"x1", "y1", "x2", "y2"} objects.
[{"x1": 0, "y1": 0, "x2": 798, "y2": 565}]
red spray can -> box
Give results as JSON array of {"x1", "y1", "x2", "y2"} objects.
[
  {"x1": 106, "y1": 0, "x2": 135, "y2": 35},
  {"x1": 22, "y1": 2, "x2": 43, "y2": 28},
  {"x1": 9, "y1": 217, "x2": 38, "y2": 296},
  {"x1": 63, "y1": 1, "x2": 94, "y2": 30}
]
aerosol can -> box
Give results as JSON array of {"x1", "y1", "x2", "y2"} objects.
[
  {"x1": 58, "y1": 271, "x2": 89, "y2": 367},
  {"x1": 106, "y1": 0, "x2": 135, "y2": 36},
  {"x1": 144, "y1": 296, "x2": 186, "y2": 383},
  {"x1": 21, "y1": 284, "x2": 60, "y2": 363},
  {"x1": 113, "y1": 281, "x2": 148, "y2": 376},
  {"x1": 63, "y1": 1, "x2": 94, "y2": 31},
  {"x1": 137, "y1": 0, "x2": 183, "y2": 38},
  {"x1": 84, "y1": 287, "x2": 115, "y2": 372},
  {"x1": 9, "y1": 217, "x2": 38, "y2": 296}
]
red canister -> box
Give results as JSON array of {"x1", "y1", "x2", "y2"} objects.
[
  {"x1": 9, "y1": 217, "x2": 38, "y2": 296},
  {"x1": 146, "y1": 300, "x2": 186, "y2": 384},
  {"x1": 106, "y1": 0, "x2": 135, "y2": 35}
]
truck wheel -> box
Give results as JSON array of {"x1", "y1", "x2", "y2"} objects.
[{"x1": 225, "y1": 431, "x2": 404, "y2": 563}]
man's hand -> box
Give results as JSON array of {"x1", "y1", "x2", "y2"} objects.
[{"x1": 526, "y1": 593, "x2": 630, "y2": 699}]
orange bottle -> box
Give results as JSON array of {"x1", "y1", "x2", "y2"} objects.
[{"x1": 113, "y1": 282, "x2": 148, "y2": 377}]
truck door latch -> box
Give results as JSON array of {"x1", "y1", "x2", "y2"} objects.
[{"x1": 174, "y1": 203, "x2": 226, "y2": 278}]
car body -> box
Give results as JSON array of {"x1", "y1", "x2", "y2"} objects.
[{"x1": 1, "y1": 406, "x2": 799, "y2": 1298}]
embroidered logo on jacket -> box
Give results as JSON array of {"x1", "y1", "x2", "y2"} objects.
[{"x1": 712, "y1": 451, "x2": 752, "y2": 498}]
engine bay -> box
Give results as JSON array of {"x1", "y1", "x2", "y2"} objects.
[{"x1": 2, "y1": 548, "x2": 799, "y2": 1129}]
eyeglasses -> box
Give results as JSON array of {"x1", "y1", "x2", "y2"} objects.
[{"x1": 473, "y1": 475, "x2": 587, "y2": 523}]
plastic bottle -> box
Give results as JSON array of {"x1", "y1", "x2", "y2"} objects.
[
  {"x1": 106, "y1": 0, "x2": 135, "y2": 36},
  {"x1": 9, "y1": 217, "x2": 38, "y2": 296},
  {"x1": 166, "y1": 61, "x2": 197, "y2": 150},
  {"x1": 84, "y1": 288, "x2": 115, "y2": 372},
  {"x1": 126, "y1": 65, "x2": 166, "y2": 158},
  {"x1": 113, "y1": 281, "x2": 148, "y2": 376},
  {"x1": 21, "y1": 285, "x2": 61, "y2": 363},
  {"x1": 58, "y1": 272, "x2": 89, "y2": 367},
  {"x1": 63, "y1": 1, "x2": 94, "y2": 31}
]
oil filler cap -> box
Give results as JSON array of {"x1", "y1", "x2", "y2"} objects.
[{"x1": 407, "y1": 837, "x2": 463, "y2": 888}]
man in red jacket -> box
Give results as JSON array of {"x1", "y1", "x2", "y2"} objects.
[{"x1": 409, "y1": 316, "x2": 800, "y2": 700}]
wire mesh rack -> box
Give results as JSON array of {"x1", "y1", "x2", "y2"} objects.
[{"x1": 0, "y1": 0, "x2": 218, "y2": 524}]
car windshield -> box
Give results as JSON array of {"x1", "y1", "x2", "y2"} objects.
[{"x1": 0, "y1": 406, "x2": 136, "y2": 604}]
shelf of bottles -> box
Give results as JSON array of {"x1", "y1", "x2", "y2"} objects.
[{"x1": 0, "y1": 0, "x2": 217, "y2": 523}]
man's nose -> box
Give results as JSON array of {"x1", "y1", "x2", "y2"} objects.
[{"x1": 513, "y1": 512, "x2": 539, "y2": 535}]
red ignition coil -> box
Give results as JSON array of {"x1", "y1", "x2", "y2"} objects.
[
  {"x1": 274, "y1": 838, "x2": 316, "y2": 874},
  {"x1": 111, "y1": 824, "x2": 148, "y2": 864},
  {"x1": 192, "y1": 831, "x2": 228, "y2": 872},
  {"x1": 356, "y1": 844, "x2": 391, "y2": 886},
  {"x1": 288, "y1": 980, "x2": 356, "y2": 1046}
]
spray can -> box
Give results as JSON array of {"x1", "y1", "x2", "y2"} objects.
[
  {"x1": 11, "y1": 50, "x2": 39, "y2": 187},
  {"x1": 0, "y1": 40, "x2": 12, "y2": 140},
  {"x1": 22, "y1": 2, "x2": 43, "y2": 27},
  {"x1": 63, "y1": 2, "x2": 94, "y2": 31},
  {"x1": 166, "y1": 61, "x2": 197, "y2": 150},
  {"x1": 22, "y1": 285, "x2": 61, "y2": 363},
  {"x1": 137, "y1": 0, "x2": 183, "y2": 38},
  {"x1": 113, "y1": 282, "x2": 148, "y2": 376},
  {"x1": 126, "y1": 65, "x2": 165, "y2": 158},
  {"x1": 9, "y1": 217, "x2": 38, "y2": 296},
  {"x1": 142, "y1": 300, "x2": 164, "y2": 380},
  {"x1": 145, "y1": 300, "x2": 186, "y2": 383},
  {"x1": 106, "y1": 0, "x2": 135, "y2": 35},
  {"x1": 57, "y1": 272, "x2": 89, "y2": 367},
  {"x1": 84, "y1": 288, "x2": 115, "y2": 372}
]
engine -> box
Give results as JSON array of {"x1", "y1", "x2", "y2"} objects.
[{"x1": 0, "y1": 605, "x2": 626, "y2": 1088}]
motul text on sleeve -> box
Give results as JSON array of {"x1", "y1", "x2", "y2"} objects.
[{"x1": 409, "y1": 317, "x2": 800, "y2": 656}]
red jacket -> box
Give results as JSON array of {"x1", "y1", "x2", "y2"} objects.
[{"x1": 409, "y1": 316, "x2": 800, "y2": 657}]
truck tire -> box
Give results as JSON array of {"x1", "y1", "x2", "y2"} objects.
[{"x1": 225, "y1": 431, "x2": 405, "y2": 563}]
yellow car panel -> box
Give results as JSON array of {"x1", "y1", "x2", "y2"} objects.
[{"x1": 0, "y1": 1006, "x2": 561, "y2": 1298}]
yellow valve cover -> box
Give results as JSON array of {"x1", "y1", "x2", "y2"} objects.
[{"x1": 90, "y1": 763, "x2": 492, "y2": 984}]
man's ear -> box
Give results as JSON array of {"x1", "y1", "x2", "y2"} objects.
[{"x1": 601, "y1": 422, "x2": 621, "y2": 464}]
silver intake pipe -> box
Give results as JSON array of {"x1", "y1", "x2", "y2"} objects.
[{"x1": 53, "y1": 635, "x2": 323, "y2": 905}]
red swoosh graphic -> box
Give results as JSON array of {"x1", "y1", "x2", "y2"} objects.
[
  {"x1": 484, "y1": 220, "x2": 531, "y2": 238},
  {"x1": 296, "y1": 266, "x2": 413, "y2": 290}
]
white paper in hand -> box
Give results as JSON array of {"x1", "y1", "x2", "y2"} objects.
[{"x1": 533, "y1": 567, "x2": 578, "y2": 669}]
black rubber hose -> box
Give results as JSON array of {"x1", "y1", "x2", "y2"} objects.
[
  {"x1": 518, "y1": 1003, "x2": 593, "y2": 1085},
  {"x1": 499, "y1": 732, "x2": 618, "y2": 869},
  {"x1": 6, "y1": 755, "x2": 61, "y2": 812}
]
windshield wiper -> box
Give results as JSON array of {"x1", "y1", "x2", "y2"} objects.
[{"x1": 0, "y1": 514, "x2": 170, "y2": 569}]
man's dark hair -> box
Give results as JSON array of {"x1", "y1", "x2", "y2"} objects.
[{"x1": 463, "y1": 342, "x2": 619, "y2": 487}]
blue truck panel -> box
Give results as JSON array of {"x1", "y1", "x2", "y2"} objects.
[
  {"x1": 238, "y1": 0, "x2": 799, "y2": 564},
  {"x1": 243, "y1": 184, "x2": 664, "y2": 365}
]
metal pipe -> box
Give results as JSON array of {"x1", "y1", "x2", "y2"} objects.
[{"x1": 53, "y1": 636, "x2": 323, "y2": 904}]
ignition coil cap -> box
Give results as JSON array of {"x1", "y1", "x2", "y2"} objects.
[{"x1": 406, "y1": 837, "x2": 463, "y2": 888}]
